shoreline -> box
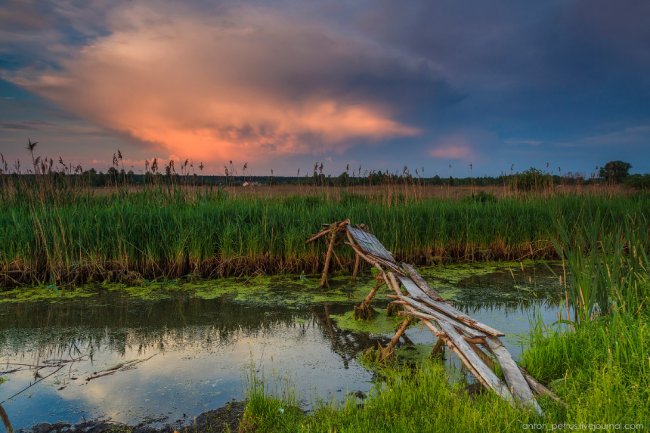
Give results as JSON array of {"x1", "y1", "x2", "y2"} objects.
[{"x1": 17, "y1": 401, "x2": 246, "y2": 433}]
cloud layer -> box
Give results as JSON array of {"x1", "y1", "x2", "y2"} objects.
[
  {"x1": 1, "y1": 0, "x2": 649, "y2": 174},
  {"x1": 10, "y1": 4, "x2": 429, "y2": 161}
]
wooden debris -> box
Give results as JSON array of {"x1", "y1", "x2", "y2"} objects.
[
  {"x1": 85, "y1": 354, "x2": 157, "y2": 381},
  {"x1": 354, "y1": 280, "x2": 384, "y2": 320},
  {"x1": 519, "y1": 367, "x2": 565, "y2": 406},
  {"x1": 347, "y1": 226, "x2": 395, "y2": 263},
  {"x1": 435, "y1": 319, "x2": 514, "y2": 403},
  {"x1": 352, "y1": 253, "x2": 361, "y2": 279},
  {"x1": 376, "y1": 318, "x2": 411, "y2": 361},
  {"x1": 320, "y1": 225, "x2": 338, "y2": 287},
  {"x1": 431, "y1": 338, "x2": 445, "y2": 358},
  {"x1": 485, "y1": 337, "x2": 543, "y2": 415},
  {"x1": 308, "y1": 221, "x2": 548, "y2": 414},
  {"x1": 401, "y1": 263, "x2": 445, "y2": 301}
]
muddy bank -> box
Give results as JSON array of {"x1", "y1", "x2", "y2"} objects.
[{"x1": 18, "y1": 402, "x2": 245, "y2": 433}]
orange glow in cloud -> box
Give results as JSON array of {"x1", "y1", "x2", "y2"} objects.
[{"x1": 13, "y1": 4, "x2": 420, "y2": 162}]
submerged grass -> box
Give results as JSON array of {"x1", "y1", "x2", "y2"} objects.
[
  {"x1": 329, "y1": 308, "x2": 403, "y2": 335},
  {"x1": 1, "y1": 190, "x2": 649, "y2": 287}
]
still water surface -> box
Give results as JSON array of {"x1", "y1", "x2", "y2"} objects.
[{"x1": 0, "y1": 263, "x2": 563, "y2": 429}]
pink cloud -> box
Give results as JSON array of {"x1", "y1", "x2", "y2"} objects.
[
  {"x1": 428, "y1": 132, "x2": 482, "y2": 161},
  {"x1": 10, "y1": 4, "x2": 420, "y2": 163},
  {"x1": 429, "y1": 145, "x2": 472, "y2": 159}
]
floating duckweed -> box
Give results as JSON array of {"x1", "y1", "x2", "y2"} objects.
[
  {"x1": 0, "y1": 262, "x2": 559, "y2": 307},
  {"x1": 0, "y1": 285, "x2": 96, "y2": 303},
  {"x1": 330, "y1": 309, "x2": 404, "y2": 335}
]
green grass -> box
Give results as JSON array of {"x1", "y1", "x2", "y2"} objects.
[
  {"x1": 241, "y1": 361, "x2": 543, "y2": 433},
  {"x1": 241, "y1": 312, "x2": 649, "y2": 432},
  {"x1": 521, "y1": 313, "x2": 649, "y2": 425},
  {"x1": 1, "y1": 189, "x2": 649, "y2": 287},
  {"x1": 238, "y1": 215, "x2": 650, "y2": 432}
]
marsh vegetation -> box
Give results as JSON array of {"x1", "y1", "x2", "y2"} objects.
[{"x1": 1, "y1": 146, "x2": 648, "y2": 432}]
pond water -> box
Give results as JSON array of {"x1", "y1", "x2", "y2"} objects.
[{"x1": 0, "y1": 262, "x2": 564, "y2": 430}]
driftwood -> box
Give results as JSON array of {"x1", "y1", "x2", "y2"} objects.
[
  {"x1": 354, "y1": 278, "x2": 384, "y2": 319},
  {"x1": 85, "y1": 354, "x2": 157, "y2": 381},
  {"x1": 308, "y1": 221, "x2": 558, "y2": 414},
  {"x1": 485, "y1": 337, "x2": 542, "y2": 414},
  {"x1": 398, "y1": 278, "x2": 504, "y2": 337},
  {"x1": 436, "y1": 318, "x2": 514, "y2": 402},
  {"x1": 401, "y1": 263, "x2": 445, "y2": 301},
  {"x1": 519, "y1": 367, "x2": 564, "y2": 405},
  {"x1": 320, "y1": 224, "x2": 338, "y2": 287},
  {"x1": 376, "y1": 318, "x2": 411, "y2": 361},
  {"x1": 431, "y1": 338, "x2": 445, "y2": 358},
  {"x1": 0, "y1": 357, "x2": 86, "y2": 405},
  {"x1": 352, "y1": 253, "x2": 361, "y2": 279}
]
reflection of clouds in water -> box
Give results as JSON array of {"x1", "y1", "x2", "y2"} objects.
[
  {"x1": 2, "y1": 323, "x2": 373, "y2": 428},
  {"x1": 0, "y1": 267, "x2": 563, "y2": 428}
]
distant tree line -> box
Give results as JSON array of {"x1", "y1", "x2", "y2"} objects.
[
  {"x1": 2, "y1": 143, "x2": 647, "y2": 190},
  {"x1": 3, "y1": 165, "x2": 648, "y2": 190}
]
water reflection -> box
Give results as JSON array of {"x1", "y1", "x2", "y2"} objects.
[
  {"x1": 0, "y1": 297, "x2": 309, "y2": 359},
  {"x1": 0, "y1": 264, "x2": 562, "y2": 430}
]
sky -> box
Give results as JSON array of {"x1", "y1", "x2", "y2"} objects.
[{"x1": 0, "y1": 0, "x2": 649, "y2": 177}]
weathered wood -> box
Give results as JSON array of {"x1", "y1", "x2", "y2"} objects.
[
  {"x1": 378, "y1": 318, "x2": 411, "y2": 360},
  {"x1": 345, "y1": 234, "x2": 402, "y2": 275},
  {"x1": 320, "y1": 226, "x2": 337, "y2": 287},
  {"x1": 354, "y1": 280, "x2": 385, "y2": 320},
  {"x1": 435, "y1": 320, "x2": 514, "y2": 404},
  {"x1": 352, "y1": 253, "x2": 361, "y2": 278},
  {"x1": 401, "y1": 263, "x2": 444, "y2": 301},
  {"x1": 397, "y1": 271, "x2": 504, "y2": 337},
  {"x1": 411, "y1": 311, "x2": 513, "y2": 404},
  {"x1": 485, "y1": 337, "x2": 542, "y2": 414},
  {"x1": 387, "y1": 272, "x2": 404, "y2": 297},
  {"x1": 519, "y1": 367, "x2": 564, "y2": 405},
  {"x1": 397, "y1": 275, "x2": 428, "y2": 299},
  {"x1": 309, "y1": 221, "x2": 544, "y2": 414},
  {"x1": 331, "y1": 248, "x2": 344, "y2": 270},
  {"x1": 347, "y1": 226, "x2": 395, "y2": 263},
  {"x1": 345, "y1": 231, "x2": 380, "y2": 266},
  {"x1": 413, "y1": 294, "x2": 505, "y2": 337},
  {"x1": 363, "y1": 280, "x2": 384, "y2": 305},
  {"x1": 306, "y1": 227, "x2": 331, "y2": 244},
  {"x1": 397, "y1": 299, "x2": 486, "y2": 340},
  {"x1": 369, "y1": 255, "x2": 404, "y2": 274},
  {"x1": 431, "y1": 338, "x2": 445, "y2": 357},
  {"x1": 470, "y1": 343, "x2": 496, "y2": 369}
]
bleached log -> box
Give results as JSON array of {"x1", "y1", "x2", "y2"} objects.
[{"x1": 485, "y1": 337, "x2": 542, "y2": 414}]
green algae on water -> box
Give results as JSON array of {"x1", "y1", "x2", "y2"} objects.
[
  {"x1": 329, "y1": 309, "x2": 403, "y2": 335},
  {"x1": 0, "y1": 272, "x2": 391, "y2": 307},
  {"x1": 0, "y1": 285, "x2": 96, "y2": 304},
  {"x1": 0, "y1": 261, "x2": 560, "y2": 307}
]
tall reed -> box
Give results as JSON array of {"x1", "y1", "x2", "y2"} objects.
[
  {"x1": 554, "y1": 213, "x2": 649, "y2": 323},
  {"x1": 1, "y1": 190, "x2": 649, "y2": 287}
]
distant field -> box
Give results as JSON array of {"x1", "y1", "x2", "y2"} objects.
[{"x1": 84, "y1": 182, "x2": 631, "y2": 200}]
